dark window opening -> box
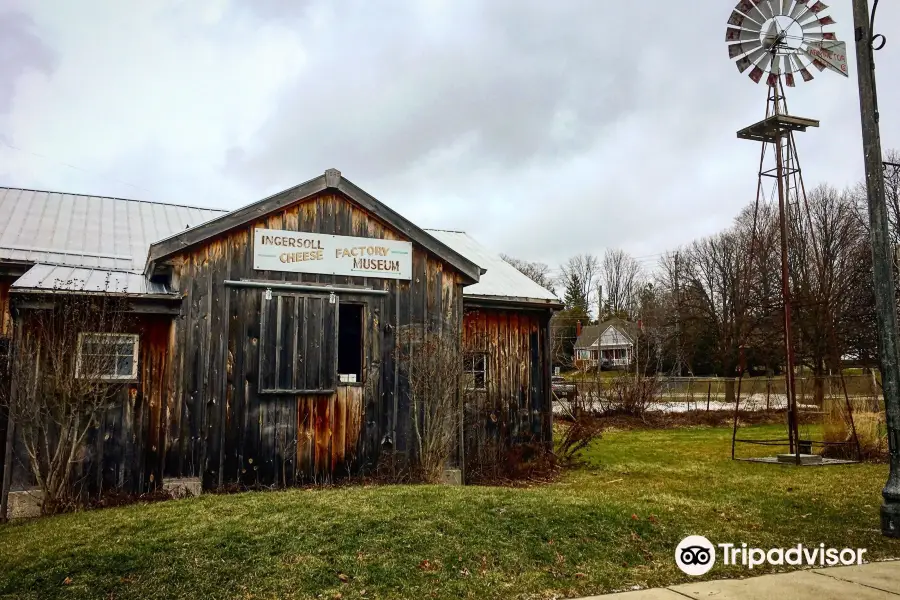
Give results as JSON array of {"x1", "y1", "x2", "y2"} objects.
[
  {"x1": 338, "y1": 304, "x2": 364, "y2": 383},
  {"x1": 464, "y1": 352, "x2": 487, "y2": 391}
]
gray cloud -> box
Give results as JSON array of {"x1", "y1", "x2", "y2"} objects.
[
  {"x1": 1, "y1": 0, "x2": 898, "y2": 273},
  {"x1": 0, "y1": 10, "x2": 56, "y2": 113}
]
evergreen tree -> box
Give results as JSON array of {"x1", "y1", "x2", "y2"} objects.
[{"x1": 563, "y1": 274, "x2": 589, "y2": 313}]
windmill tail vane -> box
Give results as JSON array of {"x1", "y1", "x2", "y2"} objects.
[{"x1": 726, "y1": 0, "x2": 849, "y2": 87}]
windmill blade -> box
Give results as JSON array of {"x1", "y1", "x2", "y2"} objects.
[
  {"x1": 735, "y1": 0, "x2": 768, "y2": 22},
  {"x1": 768, "y1": 55, "x2": 782, "y2": 87},
  {"x1": 729, "y1": 9, "x2": 762, "y2": 28},
  {"x1": 790, "y1": 1, "x2": 810, "y2": 21},
  {"x1": 802, "y1": 15, "x2": 836, "y2": 28},
  {"x1": 737, "y1": 46, "x2": 768, "y2": 72},
  {"x1": 749, "y1": 65, "x2": 766, "y2": 83},
  {"x1": 756, "y1": 0, "x2": 776, "y2": 20},
  {"x1": 785, "y1": 72, "x2": 796, "y2": 87},
  {"x1": 786, "y1": 53, "x2": 805, "y2": 73},
  {"x1": 736, "y1": 56, "x2": 755, "y2": 73},
  {"x1": 750, "y1": 51, "x2": 774, "y2": 83},
  {"x1": 779, "y1": 0, "x2": 794, "y2": 15},
  {"x1": 799, "y1": 67, "x2": 814, "y2": 82},
  {"x1": 808, "y1": 1, "x2": 828, "y2": 13},
  {"x1": 729, "y1": 42, "x2": 762, "y2": 59},
  {"x1": 727, "y1": 27, "x2": 763, "y2": 43}
]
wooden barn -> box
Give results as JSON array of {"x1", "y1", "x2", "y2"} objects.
[{"x1": 0, "y1": 169, "x2": 561, "y2": 509}]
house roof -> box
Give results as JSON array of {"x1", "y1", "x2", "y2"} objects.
[
  {"x1": 574, "y1": 318, "x2": 638, "y2": 349},
  {"x1": 146, "y1": 169, "x2": 483, "y2": 284},
  {"x1": 0, "y1": 171, "x2": 494, "y2": 296},
  {"x1": 425, "y1": 229, "x2": 562, "y2": 308},
  {"x1": 12, "y1": 264, "x2": 170, "y2": 296},
  {"x1": 0, "y1": 187, "x2": 225, "y2": 272}
]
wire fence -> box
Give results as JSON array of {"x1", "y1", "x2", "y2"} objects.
[{"x1": 556, "y1": 373, "x2": 884, "y2": 415}]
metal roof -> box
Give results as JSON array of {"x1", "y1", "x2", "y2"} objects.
[
  {"x1": 0, "y1": 187, "x2": 225, "y2": 272},
  {"x1": 12, "y1": 264, "x2": 171, "y2": 296},
  {"x1": 425, "y1": 229, "x2": 561, "y2": 307}
]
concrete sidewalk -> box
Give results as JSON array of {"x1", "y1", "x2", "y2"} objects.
[{"x1": 577, "y1": 561, "x2": 900, "y2": 599}]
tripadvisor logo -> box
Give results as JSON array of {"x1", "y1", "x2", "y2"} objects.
[
  {"x1": 675, "y1": 536, "x2": 716, "y2": 576},
  {"x1": 675, "y1": 536, "x2": 868, "y2": 576}
]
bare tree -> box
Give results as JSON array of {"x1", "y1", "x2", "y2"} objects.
[
  {"x1": 1, "y1": 284, "x2": 132, "y2": 515},
  {"x1": 398, "y1": 323, "x2": 466, "y2": 483},
  {"x1": 601, "y1": 249, "x2": 642, "y2": 319},
  {"x1": 683, "y1": 228, "x2": 751, "y2": 402},
  {"x1": 791, "y1": 185, "x2": 873, "y2": 402},
  {"x1": 500, "y1": 254, "x2": 555, "y2": 293},
  {"x1": 558, "y1": 254, "x2": 601, "y2": 314}
]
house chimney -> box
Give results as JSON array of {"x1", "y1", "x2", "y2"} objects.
[{"x1": 576, "y1": 320, "x2": 582, "y2": 337}]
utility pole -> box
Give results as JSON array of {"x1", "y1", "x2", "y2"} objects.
[
  {"x1": 852, "y1": 0, "x2": 900, "y2": 537},
  {"x1": 674, "y1": 251, "x2": 682, "y2": 378}
]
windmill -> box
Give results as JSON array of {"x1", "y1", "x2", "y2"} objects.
[{"x1": 725, "y1": 1, "x2": 857, "y2": 465}]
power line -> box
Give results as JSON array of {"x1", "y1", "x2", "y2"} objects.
[{"x1": 0, "y1": 140, "x2": 155, "y2": 196}]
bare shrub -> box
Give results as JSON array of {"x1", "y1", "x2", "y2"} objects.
[
  {"x1": 1, "y1": 286, "x2": 131, "y2": 515},
  {"x1": 398, "y1": 324, "x2": 464, "y2": 483},
  {"x1": 556, "y1": 416, "x2": 603, "y2": 464},
  {"x1": 598, "y1": 375, "x2": 661, "y2": 418}
]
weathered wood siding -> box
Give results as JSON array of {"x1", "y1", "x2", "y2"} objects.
[
  {"x1": 164, "y1": 191, "x2": 466, "y2": 487},
  {"x1": 0, "y1": 279, "x2": 11, "y2": 338},
  {"x1": 462, "y1": 307, "x2": 553, "y2": 467},
  {"x1": 3, "y1": 312, "x2": 174, "y2": 495},
  {"x1": 0, "y1": 278, "x2": 11, "y2": 495}
]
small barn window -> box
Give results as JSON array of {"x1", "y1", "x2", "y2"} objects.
[
  {"x1": 76, "y1": 333, "x2": 139, "y2": 380},
  {"x1": 259, "y1": 292, "x2": 336, "y2": 393},
  {"x1": 463, "y1": 352, "x2": 487, "y2": 391},
  {"x1": 338, "y1": 303, "x2": 364, "y2": 383}
]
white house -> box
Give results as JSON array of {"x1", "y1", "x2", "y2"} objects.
[{"x1": 573, "y1": 318, "x2": 638, "y2": 370}]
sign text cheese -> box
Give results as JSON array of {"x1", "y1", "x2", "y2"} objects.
[{"x1": 253, "y1": 228, "x2": 412, "y2": 280}]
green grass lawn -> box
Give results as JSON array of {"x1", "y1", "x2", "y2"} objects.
[{"x1": 1, "y1": 425, "x2": 898, "y2": 600}]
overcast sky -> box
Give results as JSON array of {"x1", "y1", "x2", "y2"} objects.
[{"x1": 1, "y1": 1, "x2": 898, "y2": 273}]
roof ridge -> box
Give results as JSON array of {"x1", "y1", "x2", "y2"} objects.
[
  {"x1": 0, "y1": 186, "x2": 229, "y2": 213},
  {"x1": 423, "y1": 227, "x2": 468, "y2": 234}
]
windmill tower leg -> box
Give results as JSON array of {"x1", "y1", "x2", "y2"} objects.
[{"x1": 772, "y1": 82, "x2": 801, "y2": 460}]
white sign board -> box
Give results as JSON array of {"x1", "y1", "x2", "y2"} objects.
[
  {"x1": 805, "y1": 41, "x2": 849, "y2": 78},
  {"x1": 253, "y1": 228, "x2": 412, "y2": 280}
]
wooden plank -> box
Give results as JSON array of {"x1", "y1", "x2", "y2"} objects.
[
  {"x1": 297, "y1": 396, "x2": 312, "y2": 481},
  {"x1": 242, "y1": 289, "x2": 263, "y2": 486},
  {"x1": 530, "y1": 328, "x2": 542, "y2": 438},
  {"x1": 314, "y1": 395, "x2": 331, "y2": 480},
  {"x1": 306, "y1": 297, "x2": 322, "y2": 389},
  {"x1": 381, "y1": 281, "x2": 396, "y2": 457},
  {"x1": 291, "y1": 296, "x2": 301, "y2": 390},
  {"x1": 325, "y1": 296, "x2": 337, "y2": 391},
  {"x1": 332, "y1": 196, "x2": 351, "y2": 288},
  {"x1": 205, "y1": 242, "x2": 229, "y2": 489},
  {"x1": 332, "y1": 387, "x2": 347, "y2": 473},
  {"x1": 259, "y1": 293, "x2": 278, "y2": 391},
  {"x1": 274, "y1": 295, "x2": 283, "y2": 389},
  {"x1": 224, "y1": 286, "x2": 243, "y2": 483},
  {"x1": 198, "y1": 246, "x2": 213, "y2": 487},
  {"x1": 346, "y1": 386, "x2": 363, "y2": 470},
  {"x1": 541, "y1": 312, "x2": 553, "y2": 445}
]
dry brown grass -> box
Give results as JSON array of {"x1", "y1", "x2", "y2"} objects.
[{"x1": 822, "y1": 395, "x2": 887, "y2": 460}]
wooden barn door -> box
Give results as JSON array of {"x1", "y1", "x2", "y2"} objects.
[{"x1": 218, "y1": 286, "x2": 382, "y2": 487}]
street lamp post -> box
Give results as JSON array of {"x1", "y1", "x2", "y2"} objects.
[{"x1": 851, "y1": 0, "x2": 900, "y2": 537}]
